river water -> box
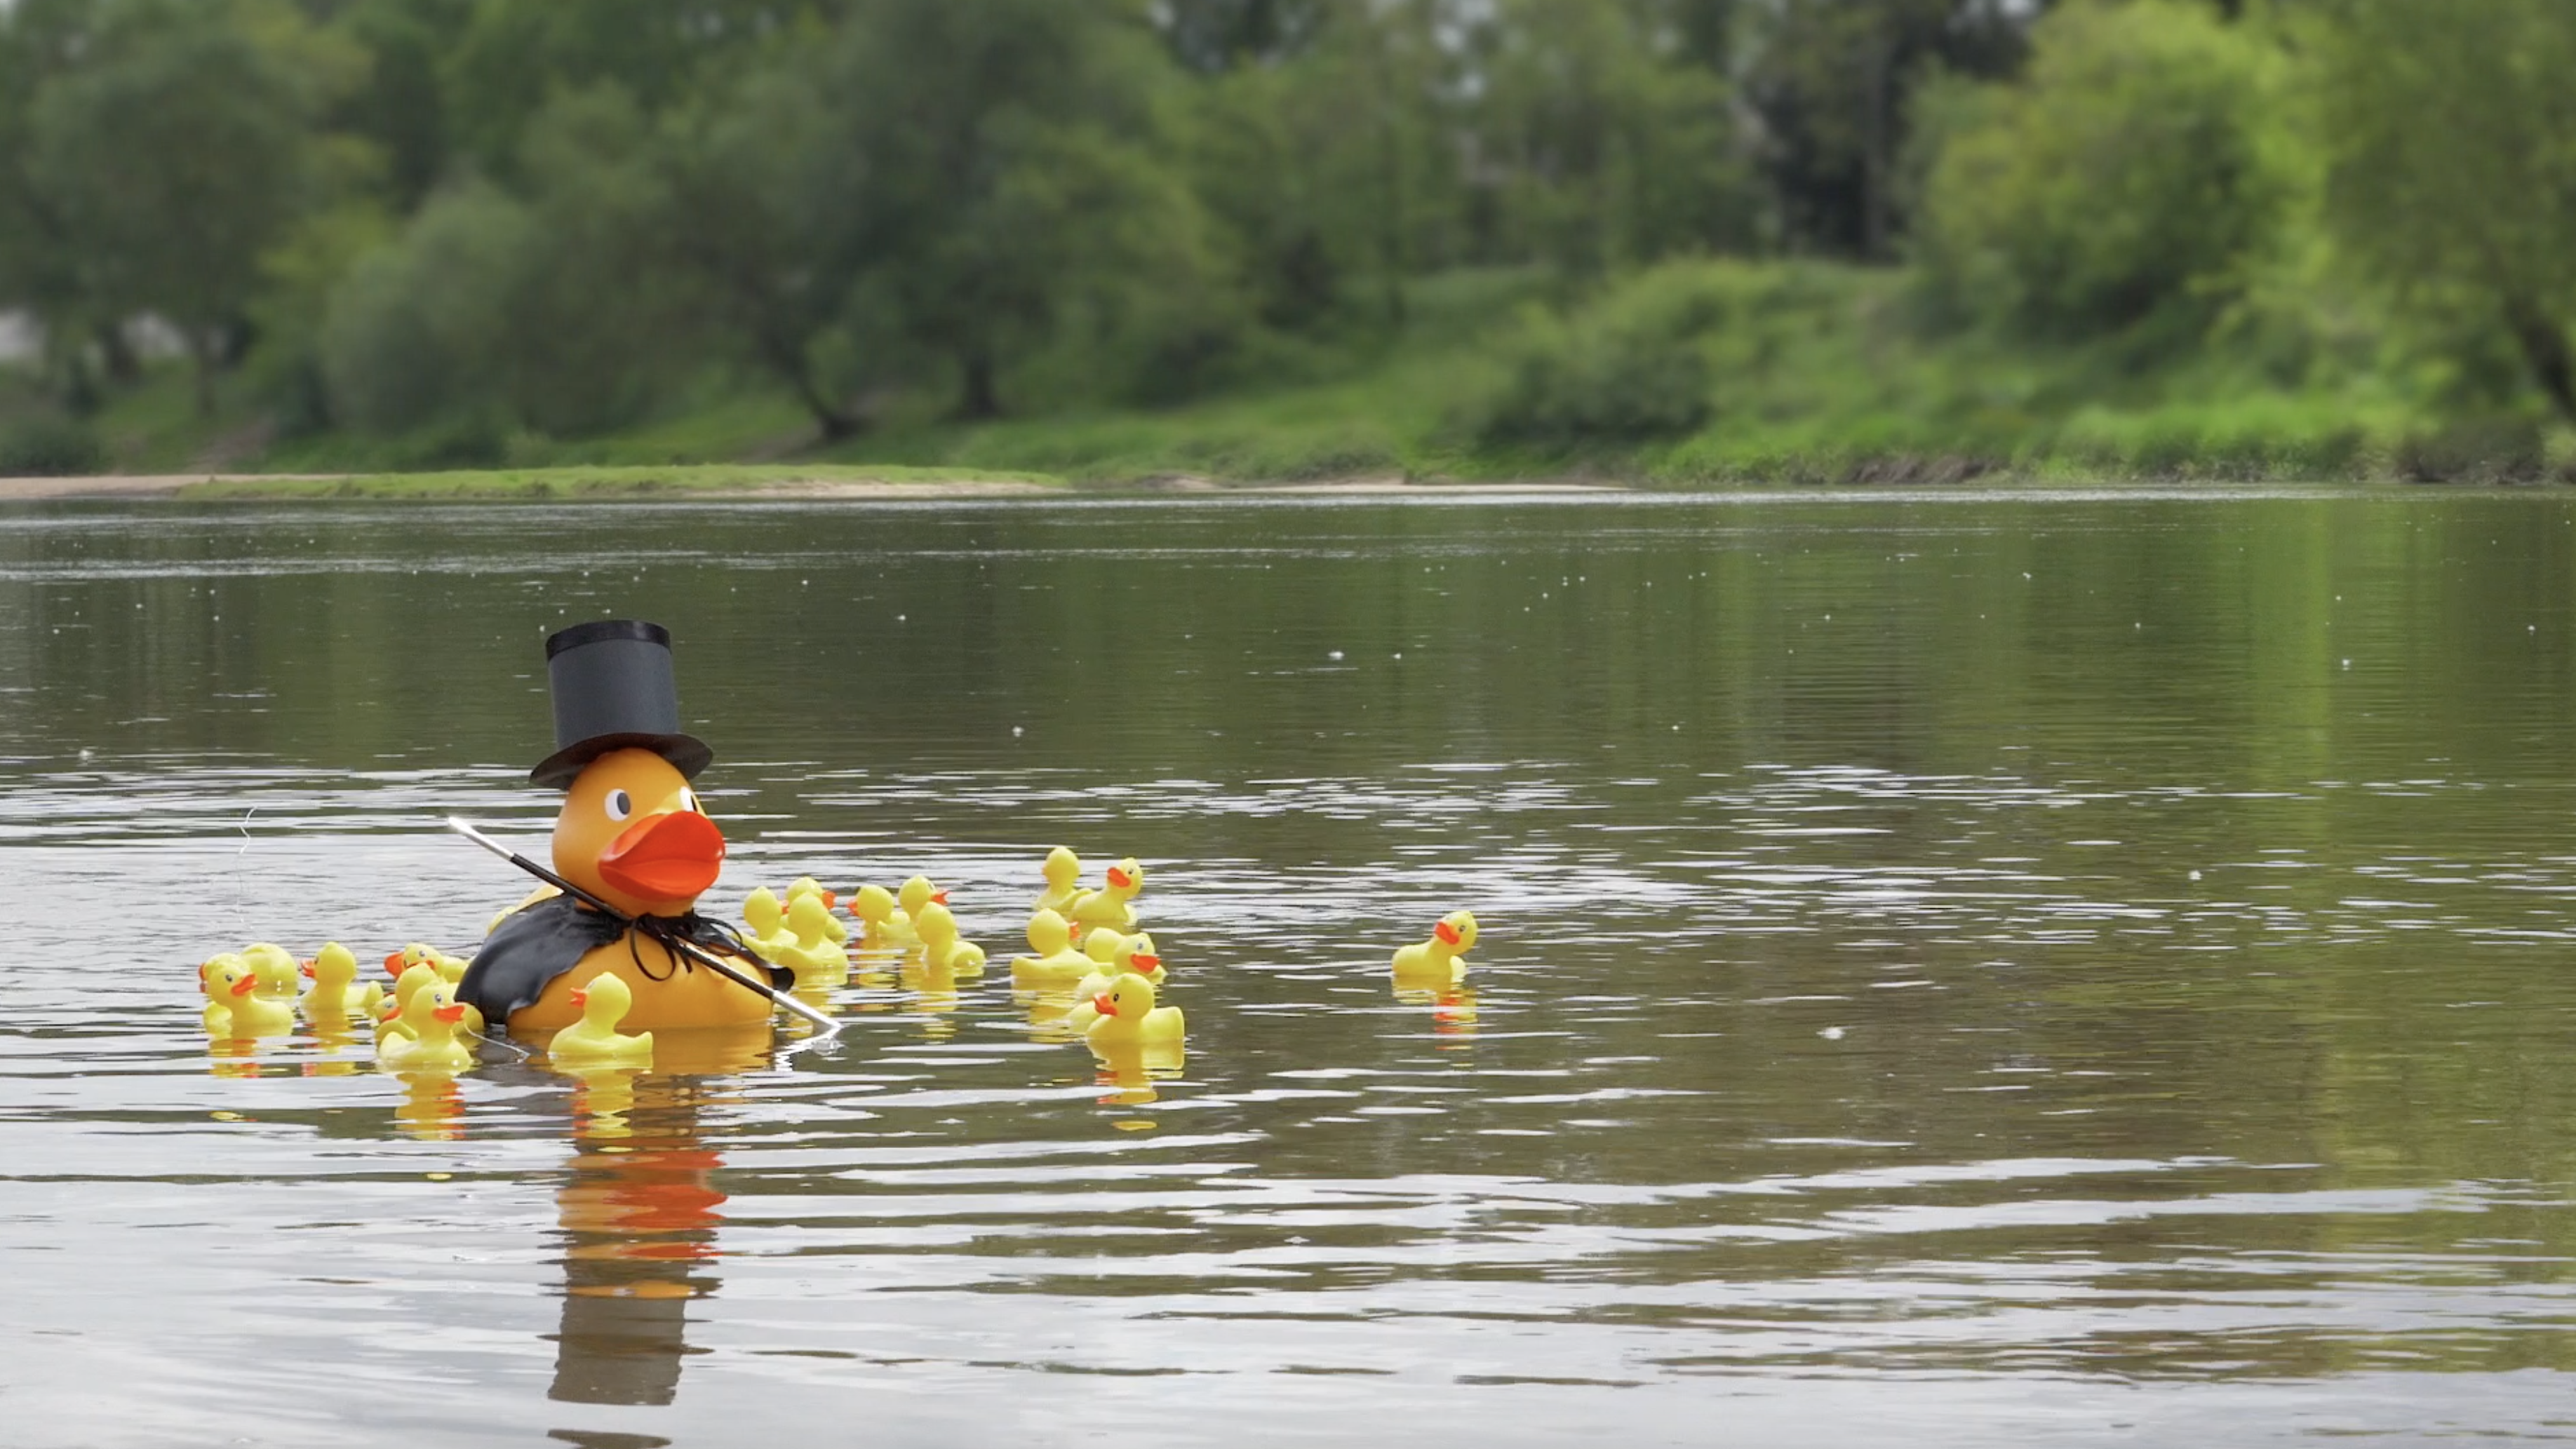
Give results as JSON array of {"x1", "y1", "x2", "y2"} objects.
[{"x1": 1, "y1": 488, "x2": 2572, "y2": 1445}]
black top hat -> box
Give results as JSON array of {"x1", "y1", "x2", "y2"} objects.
[{"x1": 530, "y1": 619, "x2": 714, "y2": 788}]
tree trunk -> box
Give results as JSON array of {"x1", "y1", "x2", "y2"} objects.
[
  {"x1": 764, "y1": 334, "x2": 861, "y2": 440},
  {"x1": 958, "y1": 348, "x2": 1002, "y2": 421},
  {"x1": 190, "y1": 335, "x2": 217, "y2": 419},
  {"x1": 96, "y1": 323, "x2": 141, "y2": 386},
  {"x1": 2504, "y1": 294, "x2": 2576, "y2": 424}
]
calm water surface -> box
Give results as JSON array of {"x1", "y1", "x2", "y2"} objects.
[{"x1": 3, "y1": 489, "x2": 2575, "y2": 1445}]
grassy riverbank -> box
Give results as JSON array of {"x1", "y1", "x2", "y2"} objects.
[{"x1": 8, "y1": 262, "x2": 2572, "y2": 490}]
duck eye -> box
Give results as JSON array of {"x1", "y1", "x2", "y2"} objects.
[{"x1": 605, "y1": 789, "x2": 633, "y2": 821}]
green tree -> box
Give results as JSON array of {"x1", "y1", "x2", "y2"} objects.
[
  {"x1": 1746, "y1": 0, "x2": 2036, "y2": 260},
  {"x1": 438, "y1": 0, "x2": 830, "y2": 179},
  {"x1": 322, "y1": 86, "x2": 702, "y2": 441},
  {"x1": 1916, "y1": 0, "x2": 2286, "y2": 339},
  {"x1": 1465, "y1": 0, "x2": 1757, "y2": 276},
  {"x1": 2305, "y1": 0, "x2": 2576, "y2": 421},
  {"x1": 659, "y1": 47, "x2": 870, "y2": 438},
  {"x1": 1179, "y1": 0, "x2": 1462, "y2": 330},
  {"x1": 27, "y1": 0, "x2": 355, "y2": 416},
  {"x1": 0, "y1": 0, "x2": 103, "y2": 409},
  {"x1": 829, "y1": 0, "x2": 1232, "y2": 417}
]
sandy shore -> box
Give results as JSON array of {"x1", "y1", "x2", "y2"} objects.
[{"x1": 0, "y1": 472, "x2": 1629, "y2": 501}]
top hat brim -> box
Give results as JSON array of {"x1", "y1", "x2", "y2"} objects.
[{"x1": 530, "y1": 732, "x2": 714, "y2": 790}]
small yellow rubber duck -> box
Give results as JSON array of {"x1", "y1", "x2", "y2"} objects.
[
  {"x1": 1085, "y1": 971, "x2": 1183, "y2": 1049},
  {"x1": 377, "y1": 961, "x2": 485, "y2": 1046},
  {"x1": 1392, "y1": 910, "x2": 1477, "y2": 987},
  {"x1": 1065, "y1": 931, "x2": 1163, "y2": 1029},
  {"x1": 299, "y1": 941, "x2": 383, "y2": 1018},
  {"x1": 776, "y1": 893, "x2": 852, "y2": 987},
  {"x1": 202, "y1": 954, "x2": 295, "y2": 1037},
  {"x1": 386, "y1": 942, "x2": 471, "y2": 988},
  {"x1": 377, "y1": 980, "x2": 477, "y2": 1073},
  {"x1": 1009, "y1": 909, "x2": 1093, "y2": 988},
  {"x1": 1032, "y1": 846, "x2": 1082, "y2": 916},
  {"x1": 851, "y1": 883, "x2": 918, "y2": 949},
  {"x1": 784, "y1": 877, "x2": 848, "y2": 944},
  {"x1": 1073, "y1": 932, "x2": 1165, "y2": 1003},
  {"x1": 243, "y1": 942, "x2": 303, "y2": 1001},
  {"x1": 741, "y1": 887, "x2": 797, "y2": 963},
  {"x1": 1067, "y1": 858, "x2": 1144, "y2": 934},
  {"x1": 914, "y1": 901, "x2": 987, "y2": 978},
  {"x1": 546, "y1": 972, "x2": 655, "y2": 1067}
]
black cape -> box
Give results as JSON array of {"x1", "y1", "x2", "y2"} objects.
[{"x1": 457, "y1": 894, "x2": 789, "y2": 1025}]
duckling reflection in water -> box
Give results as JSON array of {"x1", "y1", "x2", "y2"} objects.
[{"x1": 1090, "y1": 1037, "x2": 1184, "y2": 1105}]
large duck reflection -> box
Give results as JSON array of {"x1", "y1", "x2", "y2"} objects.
[{"x1": 546, "y1": 1066, "x2": 733, "y2": 1407}]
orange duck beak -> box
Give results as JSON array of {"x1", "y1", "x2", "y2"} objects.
[
  {"x1": 434, "y1": 1004, "x2": 466, "y2": 1024},
  {"x1": 1107, "y1": 868, "x2": 1132, "y2": 889},
  {"x1": 568, "y1": 988, "x2": 589, "y2": 1009},
  {"x1": 1130, "y1": 955, "x2": 1160, "y2": 972},
  {"x1": 597, "y1": 810, "x2": 727, "y2": 901},
  {"x1": 1434, "y1": 922, "x2": 1462, "y2": 946},
  {"x1": 1092, "y1": 993, "x2": 1118, "y2": 1018},
  {"x1": 229, "y1": 973, "x2": 256, "y2": 997}
]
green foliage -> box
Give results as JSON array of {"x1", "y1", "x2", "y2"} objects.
[
  {"x1": 2304, "y1": 0, "x2": 2576, "y2": 421},
  {"x1": 1466, "y1": 0, "x2": 1759, "y2": 274},
  {"x1": 1917, "y1": 0, "x2": 2286, "y2": 341},
  {"x1": 1464, "y1": 263, "x2": 1725, "y2": 448},
  {"x1": 0, "y1": 411, "x2": 105, "y2": 475},
  {"x1": 1176, "y1": 1, "x2": 1461, "y2": 331},
  {"x1": 827, "y1": 0, "x2": 1237, "y2": 417},
  {"x1": 25, "y1": 0, "x2": 356, "y2": 412},
  {"x1": 321, "y1": 87, "x2": 702, "y2": 440},
  {"x1": 318, "y1": 183, "x2": 533, "y2": 437},
  {"x1": 1747, "y1": 0, "x2": 2033, "y2": 259}
]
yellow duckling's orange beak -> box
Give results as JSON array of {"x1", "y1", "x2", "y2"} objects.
[
  {"x1": 229, "y1": 972, "x2": 256, "y2": 998},
  {"x1": 597, "y1": 810, "x2": 726, "y2": 900},
  {"x1": 1092, "y1": 992, "x2": 1119, "y2": 1018},
  {"x1": 300, "y1": 962, "x2": 316, "y2": 978},
  {"x1": 1107, "y1": 868, "x2": 1133, "y2": 889},
  {"x1": 568, "y1": 987, "x2": 589, "y2": 1009},
  {"x1": 1130, "y1": 954, "x2": 1160, "y2": 972},
  {"x1": 932, "y1": 889, "x2": 950, "y2": 905},
  {"x1": 384, "y1": 951, "x2": 407, "y2": 978},
  {"x1": 1434, "y1": 921, "x2": 1462, "y2": 947},
  {"x1": 434, "y1": 1003, "x2": 467, "y2": 1024},
  {"x1": 820, "y1": 890, "x2": 838, "y2": 910}
]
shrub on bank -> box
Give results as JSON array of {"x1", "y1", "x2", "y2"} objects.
[{"x1": 0, "y1": 414, "x2": 105, "y2": 476}]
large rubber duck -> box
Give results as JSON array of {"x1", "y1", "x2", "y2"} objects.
[
  {"x1": 378, "y1": 980, "x2": 478, "y2": 1073},
  {"x1": 1009, "y1": 909, "x2": 1093, "y2": 989},
  {"x1": 243, "y1": 942, "x2": 302, "y2": 1002},
  {"x1": 740, "y1": 887, "x2": 796, "y2": 963},
  {"x1": 1032, "y1": 847, "x2": 1082, "y2": 917},
  {"x1": 1067, "y1": 858, "x2": 1144, "y2": 934},
  {"x1": 1085, "y1": 971, "x2": 1183, "y2": 1050},
  {"x1": 201, "y1": 954, "x2": 294, "y2": 1037},
  {"x1": 546, "y1": 971, "x2": 655, "y2": 1067},
  {"x1": 913, "y1": 901, "x2": 986, "y2": 978},
  {"x1": 774, "y1": 894, "x2": 851, "y2": 988},
  {"x1": 1392, "y1": 910, "x2": 1477, "y2": 987},
  {"x1": 785, "y1": 877, "x2": 848, "y2": 944},
  {"x1": 457, "y1": 620, "x2": 789, "y2": 1035},
  {"x1": 300, "y1": 942, "x2": 382, "y2": 1017}
]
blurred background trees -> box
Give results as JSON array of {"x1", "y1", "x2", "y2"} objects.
[{"x1": 0, "y1": 0, "x2": 2565, "y2": 476}]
